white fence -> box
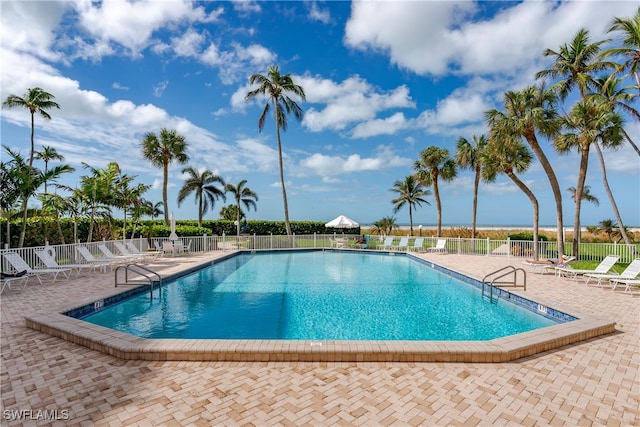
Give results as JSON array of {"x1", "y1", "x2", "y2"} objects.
[{"x1": 1, "y1": 234, "x2": 638, "y2": 272}]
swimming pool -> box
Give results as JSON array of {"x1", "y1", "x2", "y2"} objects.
[
  {"x1": 80, "y1": 251, "x2": 557, "y2": 341},
  {"x1": 26, "y1": 250, "x2": 615, "y2": 362}
]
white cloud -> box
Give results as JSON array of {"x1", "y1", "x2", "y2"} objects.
[
  {"x1": 351, "y1": 112, "x2": 409, "y2": 139},
  {"x1": 112, "y1": 82, "x2": 129, "y2": 91},
  {"x1": 307, "y1": 2, "x2": 331, "y2": 24},
  {"x1": 153, "y1": 81, "x2": 169, "y2": 97},
  {"x1": 171, "y1": 28, "x2": 205, "y2": 58},
  {"x1": 299, "y1": 145, "x2": 411, "y2": 177}
]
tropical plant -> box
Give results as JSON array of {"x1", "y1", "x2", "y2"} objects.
[
  {"x1": 245, "y1": 65, "x2": 305, "y2": 236},
  {"x1": 225, "y1": 180, "x2": 259, "y2": 236},
  {"x1": 219, "y1": 205, "x2": 242, "y2": 222},
  {"x1": 372, "y1": 216, "x2": 399, "y2": 235},
  {"x1": 141, "y1": 128, "x2": 189, "y2": 225},
  {"x1": 485, "y1": 85, "x2": 566, "y2": 255},
  {"x1": 35, "y1": 145, "x2": 64, "y2": 193},
  {"x1": 390, "y1": 175, "x2": 430, "y2": 236},
  {"x1": 414, "y1": 146, "x2": 457, "y2": 237},
  {"x1": 481, "y1": 138, "x2": 540, "y2": 259},
  {"x1": 2, "y1": 87, "x2": 60, "y2": 167},
  {"x1": 455, "y1": 134, "x2": 489, "y2": 239},
  {"x1": 568, "y1": 185, "x2": 600, "y2": 206},
  {"x1": 603, "y1": 8, "x2": 640, "y2": 93},
  {"x1": 80, "y1": 162, "x2": 120, "y2": 242},
  {"x1": 177, "y1": 166, "x2": 226, "y2": 228}
]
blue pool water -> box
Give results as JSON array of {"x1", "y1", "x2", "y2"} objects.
[{"x1": 81, "y1": 251, "x2": 558, "y2": 340}]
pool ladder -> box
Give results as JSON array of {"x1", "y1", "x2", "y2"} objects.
[
  {"x1": 114, "y1": 263, "x2": 162, "y2": 300},
  {"x1": 481, "y1": 266, "x2": 527, "y2": 304}
]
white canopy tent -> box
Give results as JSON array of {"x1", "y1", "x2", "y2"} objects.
[{"x1": 325, "y1": 215, "x2": 359, "y2": 229}]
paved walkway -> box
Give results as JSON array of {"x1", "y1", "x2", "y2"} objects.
[{"x1": 1, "y1": 251, "x2": 638, "y2": 426}]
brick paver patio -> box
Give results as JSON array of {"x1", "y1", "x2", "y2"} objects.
[{"x1": 1, "y1": 251, "x2": 638, "y2": 426}]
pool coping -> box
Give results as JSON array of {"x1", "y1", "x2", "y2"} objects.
[{"x1": 25, "y1": 250, "x2": 616, "y2": 363}]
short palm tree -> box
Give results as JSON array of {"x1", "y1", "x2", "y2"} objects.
[
  {"x1": 35, "y1": 145, "x2": 64, "y2": 193},
  {"x1": 245, "y1": 65, "x2": 305, "y2": 236},
  {"x1": 414, "y1": 146, "x2": 457, "y2": 238},
  {"x1": 481, "y1": 139, "x2": 540, "y2": 259},
  {"x1": 455, "y1": 135, "x2": 489, "y2": 240},
  {"x1": 390, "y1": 175, "x2": 430, "y2": 236},
  {"x1": 141, "y1": 128, "x2": 189, "y2": 225},
  {"x1": 372, "y1": 216, "x2": 398, "y2": 235},
  {"x1": 2, "y1": 87, "x2": 60, "y2": 167},
  {"x1": 225, "y1": 180, "x2": 259, "y2": 236},
  {"x1": 177, "y1": 167, "x2": 226, "y2": 228}
]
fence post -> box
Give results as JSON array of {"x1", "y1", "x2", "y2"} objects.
[
  {"x1": 487, "y1": 237, "x2": 490, "y2": 256},
  {"x1": 314, "y1": 232, "x2": 316, "y2": 248},
  {"x1": 222, "y1": 232, "x2": 226, "y2": 251},
  {"x1": 270, "y1": 233, "x2": 273, "y2": 250},
  {"x1": 507, "y1": 237, "x2": 510, "y2": 258}
]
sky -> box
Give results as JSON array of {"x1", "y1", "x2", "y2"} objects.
[{"x1": 1, "y1": 0, "x2": 639, "y2": 228}]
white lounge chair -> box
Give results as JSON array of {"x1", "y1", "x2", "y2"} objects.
[
  {"x1": 609, "y1": 278, "x2": 640, "y2": 293},
  {"x1": 35, "y1": 249, "x2": 99, "y2": 277},
  {"x1": 522, "y1": 255, "x2": 576, "y2": 275},
  {"x1": 380, "y1": 237, "x2": 395, "y2": 250},
  {"x1": 555, "y1": 255, "x2": 620, "y2": 280},
  {"x1": 76, "y1": 246, "x2": 120, "y2": 272},
  {"x1": 393, "y1": 237, "x2": 409, "y2": 251},
  {"x1": 428, "y1": 239, "x2": 447, "y2": 253},
  {"x1": 126, "y1": 241, "x2": 161, "y2": 256},
  {"x1": 98, "y1": 244, "x2": 134, "y2": 262},
  {"x1": 584, "y1": 259, "x2": 640, "y2": 287},
  {"x1": 2, "y1": 252, "x2": 70, "y2": 284},
  {"x1": 1, "y1": 272, "x2": 28, "y2": 294},
  {"x1": 408, "y1": 237, "x2": 425, "y2": 252},
  {"x1": 113, "y1": 242, "x2": 154, "y2": 261}
]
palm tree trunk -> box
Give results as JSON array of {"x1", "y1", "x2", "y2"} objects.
[
  {"x1": 236, "y1": 198, "x2": 241, "y2": 237},
  {"x1": 56, "y1": 211, "x2": 65, "y2": 244},
  {"x1": 523, "y1": 130, "x2": 564, "y2": 256},
  {"x1": 18, "y1": 198, "x2": 28, "y2": 248},
  {"x1": 163, "y1": 163, "x2": 169, "y2": 226},
  {"x1": 433, "y1": 178, "x2": 442, "y2": 238},
  {"x1": 276, "y1": 125, "x2": 292, "y2": 236},
  {"x1": 472, "y1": 167, "x2": 480, "y2": 240},
  {"x1": 593, "y1": 142, "x2": 635, "y2": 251},
  {"x1": 409, "y1": 204, "x2": 414, "y2": 236},
  {"x1": 572, "y1": 146, "x2": 590, "y2": 257},
  {"x1": 29, "y1": 111, "x2": 35, "y2": 167},
  {"x1": 198, "y1": 195, "x2": 203, "y2": 228},
  {"x1": 621, "y1": 128, "x2": 640, "y2": 157},
  {"x1": 507, "y1": 171, "x2": 539, "y2": 260}
]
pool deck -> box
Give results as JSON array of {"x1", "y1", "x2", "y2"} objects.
[{"x1": 1, "y1": 250, "x2": 638, "y2": 425}]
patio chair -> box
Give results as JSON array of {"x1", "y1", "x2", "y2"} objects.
[
  {"x1": 427, "y1": 239, "x2": 447, "y2": 253},
  {"x1": 126, "y1": 241, "x2": 161, "y2": 256},
  {"x1": 522, "y1": 255, "x2": 576, "y2": 275},
  {"x1": 113, "y1": 242, "x2": 154, "y2": 261},
  {"x1": 380, "y1": 237, "x2": 395, "y2": 250},
  {"x1": 408, "y1": 237, "x2": 424, "y2": 252},
  {"x1": 393, "y1": 237, "x2": 409, "y2": 251},
  {"x1": 584, "y1": 258, "x2": 640, "y2": 287},
  {"x1": 0, "y1": 273, "x2": 28, "y2": 294},
  {"x1": 1, "y1": 252, "x2": 71, "y2": 284},
  {"x1": 35, "y1": 249, "x2": 99, "y2": 277},
  {"x1": 554, "y1": 255, "x2": 620, "y2": 280},
  {"x1": 98, "y1": 244, "x2": 135, "y2": 262},
  {"x1": 609, "y1": 278, "x2": 640, "y2": 293},
  {"x1": 76, "y1": 246, "x2": 119, "y2": 272}
]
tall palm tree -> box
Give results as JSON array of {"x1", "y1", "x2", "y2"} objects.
[
  {"x1": 455, "y1": 135, "x2": 489, "y2": 239},
  {"x1": 555, "y1": 97, "x2": 631, "y2": 252},
  {"x1": 535, "y1": 28, "x2": 613, "y2": 102},
  {"x1": 481, "y1": 139, "x2": 540, "y2": 259},
  {"x1": 224, "y1": 180, "x2": 259, "y2": 236},
  {"x1": 603, "y1": 8, "x2": 640, "y2": 93},
  {"x1": 568, "y1": 185, "x2": 600, "y2": 206},
  {"x1": 390, "y1": 175, "x2": 430, "y2": 236},
  {"x1": 2, "y1": 146, "x2": 74, "y2": 247},
  {"x1": 414, "y1": 146, "x2": 457, "y2": 238},
  {"x1": 2, "y1": 87, "x2": 60, "y2": 167},
  {"x1": 592, "y1": 76, "x2": 640, "y2": 156},
  {"x1": 177, "y1": 167, "x2": 226, "y2": 228},
  {"x1": 35, "y1": 145, "x2": 64, "y2": 193},
  {"x1": 486, "y1": 85, "x2": 565, "y2": 255},
  {"x1": 245, "y1": 65, "x2": 305, "y2": 236},
  {"x1": 141, "y1": 128, "x2": 189, "y2": 225}
]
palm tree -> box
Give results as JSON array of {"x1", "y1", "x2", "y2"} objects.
[
  {"x1": 177, "y1": 166, "x2": 226, "y2": 228},
  {"x1": 245, "y1": 65, "x2": 305, "y2": 236},
  {"x1": 35, "y1": 145, "x2": 64, "y2": 193},
  {"x1": 481, "y1": 139, "x2": 540, "y2": 259},
  {"x1": 2, "y1": 88, "x2": 60, "y2": 167},
  {"x1": 603, "y1": 8, "x2": 640, "y2": 93},
  {"x1": 372, "y1": 216, "x2": 399, "y2": 235},
  {"x1": 568, "y1": 185, "x2": 600, "y2": 206},
  {"x1": 596, "y1": 219, "x2": 620, "y2": 242},
  {"x1": 535, "y1": 28, "x2": 612, "y2": 102},
  {"x1": 592, "y1": 76, "x2": 640, "y2": 156},
  {"x1": 455, "y1": 135, "x2": 489, "y2": 239},
  {"x1": 140, "y1": 128, "x2": 189, "y2": 225},
  {"x1": 225, "y1": 180, "x2": 259, "y2": 236},
  {"x1": 414, "y1": 146, "x2": 457, "y2": 238},
  {"x1": 390, "y1": 175, "x2": 430, "y2": 236},
  {"x1": 80, "y1": 162, "x2": 120, "y2": 242},
  {"x1": 555, "y1": 97, "x2": 632, "y2": 252},
  {"x1": 485, "y1": 85, "x2": 566, "y2": 255},
  {"x1": 2, "y1": 146, "x2": 74, "y2": 247}
]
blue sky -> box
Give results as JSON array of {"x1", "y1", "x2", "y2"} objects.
[{"x1": 1, "y1": 0, "x2": 639, "y2": 228}]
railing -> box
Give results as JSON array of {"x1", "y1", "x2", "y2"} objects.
[
  {"x1": 114, "y1": 263, "x2": 162, "y2": 301},
  {"x1": 481, "y1": 266, "x2": 527, "y2": 304},
  {"x1": 1, "y1": 234, "x2": 639, "y2": 273}
]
